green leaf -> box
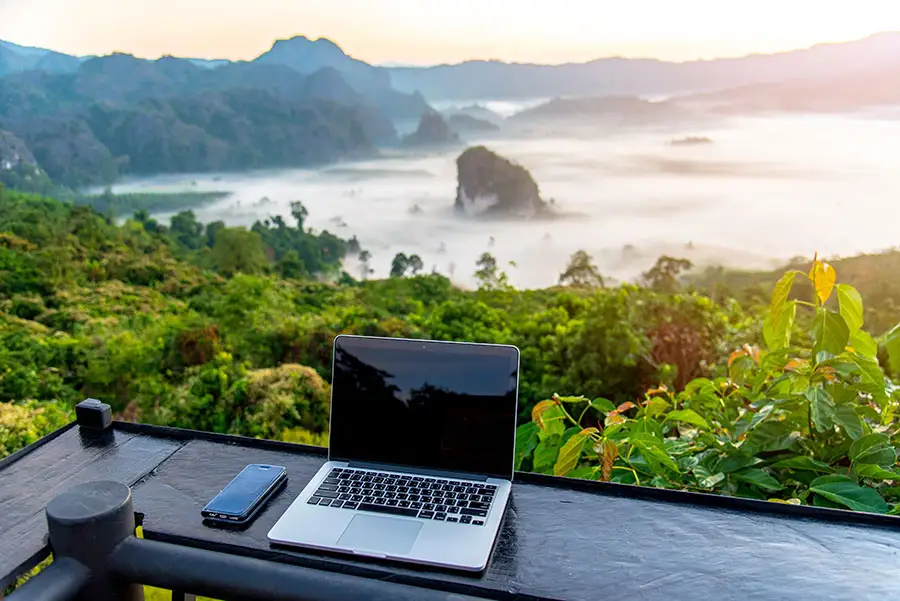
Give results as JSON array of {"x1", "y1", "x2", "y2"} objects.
[
  {"x1": 555, "y1": 394, "x2": 587, "y2": 404},
  {"x1": 805, "y1": 388, "x2": 835, "y2": 433},
  {"x1": 833, "y1": 404, "x2": 864, "y2": 440},
  {"x1": 811, "y1": 474, "x2": 855, "y2": 486},
  {"x1": 812, "y1": 310, "x2": 850, "y2": 357},
  {"x1": 853, "y1": 463, "x2": 900, "y2": 480},
  {"x1": 733, "y1": 468, "x2": 784, "y2": 492},
  {"x1": 590, "y1": 397, "x2": 616, "y2": 414},
  {"x1": 716, "y1": 454, "x2": 760, "y2": 474},
  {"x1": 538, "y1": 405, "x2": 567, "y2": 439},
  {"x1": 886, "y1": 324, "x2": 900, "y2": 376},
  {"x1": 850, "y1": 433, "x2": 897, "y2": 467},
  {"x1": 643, "y1": 397, "x2": 668, "y2": 418},
  {"x1": 629, "y1": 433, "x2": 680, "y2": 474},
  {"x1": 836, "y1": 284, "x2": 864, "y2": 335},
  {"x1": 770, "y1": 271, "x2": 798, "y2": 321},
  {"x1": 850, "y1": 352, "x2": 889, "y2": 408},
  {"x1": 809, "y1": 480, "x2": 890, "y2": 513},
  {"x1": 769, "y1": 455, "x2": 833, "y2": 473},
  {"x1": 532, "y1": 438, "x2": 561, "y2": 473},
  {"x1": 699, "y1": 472, "x2": 726, "y2": 489},
  {"x1": 553, "y1": 427, "x2": 597, "y2": 477},
  {"x1": 665, "y1": 409, "x2": 709, "y2": 429},
  {"x1": 514, "y1": 422, "x2": 539, "y2": 470},
  {"x1": 849, "y1": 330, "x2": 878, "y2": 360},
  {"x1": 763, "y1": 301, "x2": 797, "y2": 351}
]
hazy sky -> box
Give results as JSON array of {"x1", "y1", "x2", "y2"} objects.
[{"x1": 1, "y1": 0, "x2": 899, "y2": 65}]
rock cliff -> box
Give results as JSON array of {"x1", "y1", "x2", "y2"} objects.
[
  {"x1": 402, "y1": 113, "x2": 461, "y2": 147},
  {"x1": 454, "y1": 146, "x2": 548, "y2": 218}
]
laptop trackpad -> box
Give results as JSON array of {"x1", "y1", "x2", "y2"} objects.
[{"x1": 337, "y1": 514, "x2": 423, "y2": 555}]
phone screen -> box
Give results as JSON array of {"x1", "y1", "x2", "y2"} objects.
[{"x1": 203, "y1": 464, "x2": 286, "y2": 517}]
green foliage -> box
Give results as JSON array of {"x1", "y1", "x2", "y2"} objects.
[
  {"x1": 558, "y1": 250, "x2": 604, "y2": 288},
  {"x1": 520, "y1": 257, "x2": 900, "y2": 513},
  {"x1": 208, "y1": 227, "x2": 269, "y2": 276},
  {"x1": 0, "y1": 400, "x2": 73, "y2": 456}
]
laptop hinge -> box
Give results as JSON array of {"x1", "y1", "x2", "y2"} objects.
[{"x1": 346, "y1": 461, "x2": 490, "y2": 482}]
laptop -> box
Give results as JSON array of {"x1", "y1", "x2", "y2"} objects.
[{"x1": 268, "y1": 334, "x2": 520, "y2": 572}]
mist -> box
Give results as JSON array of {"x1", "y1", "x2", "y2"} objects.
[{"x1": 110, "y1": 110, "x2": 900, "y2": 289}]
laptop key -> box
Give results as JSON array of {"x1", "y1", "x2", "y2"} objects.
[
  {"x1": 387, "y1": 499, "x2": 400, "y2": 506},
  {"x1": 318, "y1": 499, "x2": 333, "y2": 507},
  {"x1": 469, "y1": 501, "x2": 490, "y2": 510},
  {"x1": 473, "y1": 520, "x2": 485, "y2": 526},
  {"x1": 436, "y1": 505, "x2": 448, "y2": 513},
  {"x1": 308, "y1": 496, "x2": 324, "y2": 505},
  {"x1": 419, "y1": 510, "x2": 435, "y2": 519},
  {"x1": 460, "y1": 515, "x2": 472, "y2": 524},
  {"x1": 478, "y1": 488, "x2": 495, "y2": 496},
  {"x1": 339, "y1": 493, "x2": 352, "y2": 500},
  {"x1": 343, "y1": 501, "x2": 359, "y2": 510},
  {"x1": 331, "y1": 500, "x2": 344, "y2": 508},
  {"x1": 362, "y1": 496, "x2": 375, "y2": 504},
  {"x1": 460, "y1": 508, "x2": 488, "y2": 517},
  {"x1": 448, "y1": 506, "x2": 460, "y2": 514},
  {"x1": 317, "y1": 484, "x2": 338, "y2": 492},
  {"x1": 434, "y1": 513, "x2": 446, "y2": 521},
  {"x1": 446, "y1": 517, "x2": 459, "y2": 523},
  {"x1": 356, "y1": 503, "x2": 419, "y2": 518},
  {"x1": 410, "y1": 502, "x2": 423, "y2": 509},
  {"x1": 316, "y1": 491, "x2": 339, "y2": 499},
  {"x1": 423, "y1": 503, "x2": 435, "y2": 511},
  {"x1": 399, "y1": 500, "x2": 411, "y2": 507}
]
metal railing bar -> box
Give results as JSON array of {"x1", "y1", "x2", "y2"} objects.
[
  {"x1": 5, "y1": 558, "x2": 90, "y2": 601},
  {"x1": 110, "y1": 537, "x2": 488, "y2": 601}
]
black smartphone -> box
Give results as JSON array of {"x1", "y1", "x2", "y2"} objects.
[{"x1": 202, "y1": 464, "x2": 287, "y2": 525}]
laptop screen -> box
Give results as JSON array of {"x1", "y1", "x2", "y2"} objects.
[{"x1": 328, "y1": 336, "x2": 520, "y2": 480}]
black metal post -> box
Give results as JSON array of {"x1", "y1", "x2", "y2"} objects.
[
  {"x1": 5, "y1": 558, "x2": 90, "y2": 601},
  {"x1": 45, "y1": 481, "x2": 144, "y2": 601}
]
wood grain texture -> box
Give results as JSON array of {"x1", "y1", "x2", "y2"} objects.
[
  {"x1": 134, "y1": 439, "x2": 900, "y2": 601},
  {"x1": 0, "y1": 428, "x2": 183, "y2": 588}
]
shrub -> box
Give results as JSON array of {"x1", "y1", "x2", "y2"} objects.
[{"x1": 518, "y1": 257, "x2": 900, "y2": 514}]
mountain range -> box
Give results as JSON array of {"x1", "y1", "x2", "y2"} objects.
[
  {"x1": 2, "y1": 32, "x2": 900, "y2": 191},
  {"x1": 0, "y1": 37, "x2": 431, "y2": 189}
]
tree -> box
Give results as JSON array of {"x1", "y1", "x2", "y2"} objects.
[
  {"x1": 358, "y1": 250, "x2": 373, "y2": 280},
  {"x1": 408, "y1": 254, "x2": 424, "y2": 275},
  {"x1": 206, "y1": 220, "x2": 226, "y2": 248},
  {"x1": 558, "y1": 250, "x2": 605, "y2": 288},
  {"x1": 290, "y1": 201, "x2": 309, "y2": 230},
  {"x1": 474, "y1": 252, "x2": 511, "y2": 290},
  {"x1": 642, "y1": 256, "x2": 693, "y2": 293},
  {"x1": 278, "y1": 250, "x2": 306, "y2": 279},
  {"x1": 208, "y1": 227, "x2": 269, "y2": 276},
  {"x1": 390, "y1": 252, "x2": 409, "y2": 278},
  {"x1": 170, "y1": 210, "x2": 204, "y2": 250}
]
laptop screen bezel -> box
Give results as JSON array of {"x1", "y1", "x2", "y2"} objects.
[{"x1": 326, "y1": 335, "x2": 520, "y2": 480}]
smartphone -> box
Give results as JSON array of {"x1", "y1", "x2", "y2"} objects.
[{"x1": 202, "y1": 464, "x2": 287, "y2": 525}]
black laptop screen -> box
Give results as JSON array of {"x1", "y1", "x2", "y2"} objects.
[{"x1": 328, "y1": 336, "x2": 519, "y2": 480}]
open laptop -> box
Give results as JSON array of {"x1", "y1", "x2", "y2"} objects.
[{"x1": 268, "y1": 334, "x2": 520, "y2": 572}]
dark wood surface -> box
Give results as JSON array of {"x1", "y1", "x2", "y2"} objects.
[
  {"x1": 0, "y1": 425, "x2": 183, "y2": 588},
  {"x1": 3, "y1": 422, "x2": 900, "y2": 600}
]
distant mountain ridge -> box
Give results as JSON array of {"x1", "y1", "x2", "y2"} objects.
[{"x1": 386, "y1": 32, "x2": 900, "y2": 100}]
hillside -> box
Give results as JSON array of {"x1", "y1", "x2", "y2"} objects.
[
  {"x1": 387, "y1": 32, "x2": 900, "y2": 100},
  {"x1": 0, "y1": 54, "x2": 402, "y2": 187}
]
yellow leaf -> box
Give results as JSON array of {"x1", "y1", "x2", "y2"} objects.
[
  {"x1": 531, "y1": 399, "x2": 557, "y2": 429},
  {"x1": 554, "y1": 428, "x2": 596, "y2": 476},
  {"x1": 616, "y1": 401, "x2": 636, "y2": 413},
  {"x1": 785, "y1": 358, "x2": 808, "y2": 371},
  {"x1": 605, "y1": 413, "x2": 626, "y2": 427},
  {"x1": 728, "y1": 349, "x2": 747, "y2": 367},
  {"x1": 808, "y1": 258, "x2": 836, "y2": 304}
]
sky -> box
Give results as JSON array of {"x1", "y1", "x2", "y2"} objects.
[{"x1": 1, "y1": 0, "x2": 899, "y2": 65}]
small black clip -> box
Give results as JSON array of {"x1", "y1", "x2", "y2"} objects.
[{"x1": 75, "y1": 398, "x2": 113, "y2": 430}]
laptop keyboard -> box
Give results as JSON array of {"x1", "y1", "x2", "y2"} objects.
[{"x1": 307, "y1": 467, "x2": 497, "y2": 526}]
